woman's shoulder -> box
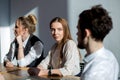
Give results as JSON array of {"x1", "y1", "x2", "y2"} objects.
[
  {"x1": 64, "y1": 39, "x2": 77, "y2": 47},
  {"x1": 30, "y1": 34, "x2": 43, "y2": 46},
  {"x1": 31, "y1": 35, "x2": 40, "y2": 40},
  {"x1": 32, "y1": 34, "x2": 43, "y2": 42},
  {"x1": 66, "y1": 39, "x2": 76, "y2": 45}
]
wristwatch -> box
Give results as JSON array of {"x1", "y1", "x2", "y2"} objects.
[{"x1": 48, "y1": 69, "x2": 51, "y2": 76}]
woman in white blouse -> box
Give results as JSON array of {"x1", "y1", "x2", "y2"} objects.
[
  {"x1": 28, "y1": 17, "x2": 81, "y2": 76},
  {"x1": 4, "y1": 14, "x2": 44, "y2": 67}
]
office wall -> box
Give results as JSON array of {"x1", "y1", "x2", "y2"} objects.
[
  {"x1": 10, "y1": 0, "x2": 68, "y2": 56},
  {"x1": 0, "y1": 0, "x2": 10, "y2": 63},
  {"x1": 0, "y1": 0, "x2": 120, "y2": 76},
  {"x1": 68, "y1": 0, "x2": 120, "y2": 76},
  {"x1": 0, "y1": 0, "x2": 10, "y2": 26}
]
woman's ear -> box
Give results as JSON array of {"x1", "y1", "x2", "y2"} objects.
[{"x1": 85, "y1": 29, "x2": 91, "y2": 37}]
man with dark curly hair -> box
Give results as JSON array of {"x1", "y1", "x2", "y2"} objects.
[{"x1": 77, "y1": 5, "x2": 119, "y2": 80}]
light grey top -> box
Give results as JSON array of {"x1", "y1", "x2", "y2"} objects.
[{"x1": 40, "y1": 40, "x2": 80, "y2": 76}]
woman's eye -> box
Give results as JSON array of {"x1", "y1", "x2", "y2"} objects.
[
  {"x1": 58, "y1": 28, "x2": 63, "y2": 31},
  {"x1": 15, "y1": 26, "x2": 18, "y2": 28}
]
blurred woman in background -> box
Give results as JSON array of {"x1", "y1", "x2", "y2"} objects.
[{"x1": 4, "y1": 14, "x2": 44, "y2": 67}]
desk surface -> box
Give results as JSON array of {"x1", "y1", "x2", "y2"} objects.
[{"x1": 0, "y1": 64, "x2": 80, "y2": 80}]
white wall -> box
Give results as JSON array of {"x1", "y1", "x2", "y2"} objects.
[
  {"x1": 0, "y1": 27, "x2": 11, "y2": 63},
  {"x1": 0, "y1": 0, "x2": 10, "y2": 63}
]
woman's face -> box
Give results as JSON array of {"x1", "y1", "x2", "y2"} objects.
[
  {"x1": 14, "y1": 20, "x2": 26, "y2": 37},
  {"x1": 51, "y1": 22, "x2": 64, "y2": 43}
]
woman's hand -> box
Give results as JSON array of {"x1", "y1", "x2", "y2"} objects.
[
  {"x1": 38, "y1": 69, "x2": 48, "y2": 76},
  {"x1": 16, "y1": 35, "x2": 23, "y2": 46},
  {"x1": 0, "y1": 74, "x2": 5, "y2": 80},
  {"x1": 37, "y1": 65, "x2": 44, "y2": 70},
  {"x1": 6, "y1": 61, "x2": 14, "y2": 68}
]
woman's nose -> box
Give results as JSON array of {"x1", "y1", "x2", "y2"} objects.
[{"x1": 54, "y1": 30, "x2": 58, "y2": 34}]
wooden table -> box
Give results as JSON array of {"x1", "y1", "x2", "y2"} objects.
[{"x1": 0, "y1": 64, "x2": 80, "y2": 80}]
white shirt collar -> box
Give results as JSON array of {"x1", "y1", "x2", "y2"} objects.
[
  {"x1": 83, "y1": 47, "x2": 105, "y2": 63},
  {"x1": 23, "y1": 35, "x2": 30, "y2": 48}
]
